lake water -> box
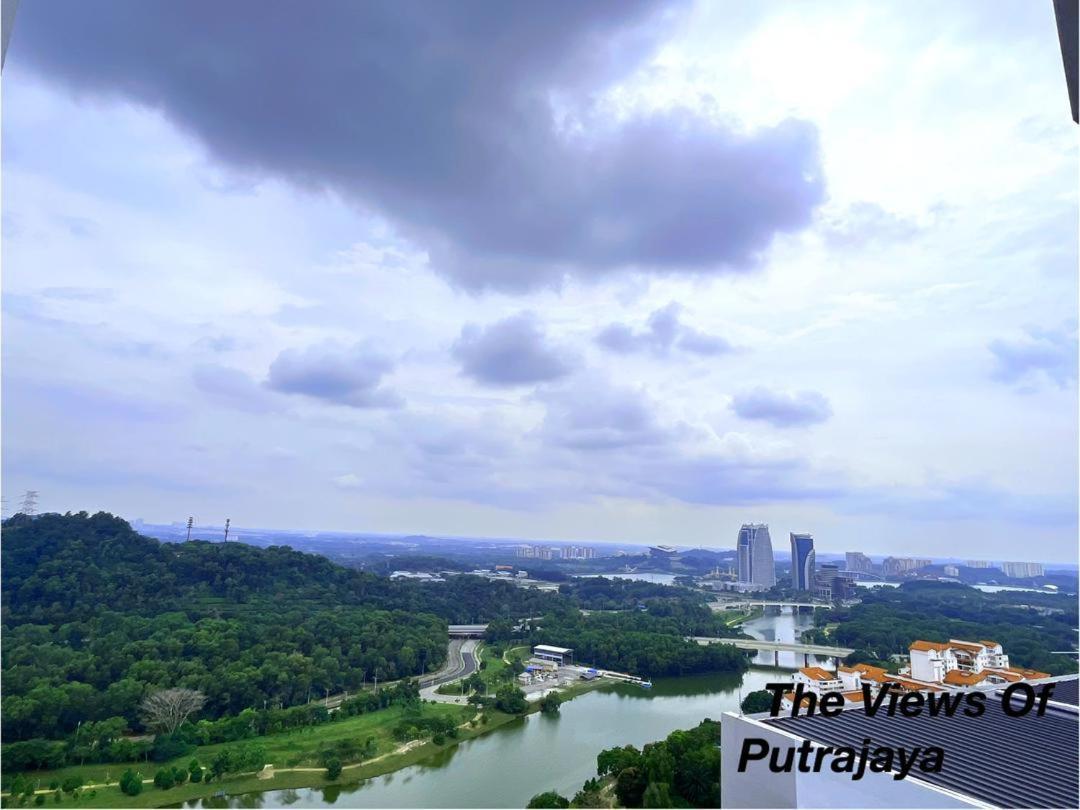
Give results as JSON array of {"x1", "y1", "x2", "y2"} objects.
[
  {"x1": 177, "y1": 609, "x2": 809, "y2": 808},
  {"x1": 855, "y1": 580, "x2": 1059, "y2": 595}
]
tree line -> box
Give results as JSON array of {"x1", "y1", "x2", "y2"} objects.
[{"x1": 529, "y1": 718, "x2": 722, "y2": 808}]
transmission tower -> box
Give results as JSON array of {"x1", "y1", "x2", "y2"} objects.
[
  {"x1": 19, "y1": 491, "x2": 38, "y2": 516},
  {"x1": 186, "y1": 516, "x2": 194, "y2": 542},
  {"x1": 223, "y1": 518, "x2": 230, "y2": 542}
]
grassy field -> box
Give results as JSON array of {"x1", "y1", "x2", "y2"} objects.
[
  {"x1": 3, "y1": 672, "x2": 615, "y2": 808},
  {"x1": 720, "y1": 606, "x2": 762, "y2": 627},
  {"x1": 2, "y1": 642, "x2": 618, "y2": 809},
  {"x1": 1, "y1": 701, "x2": 493, "y2": 809}
]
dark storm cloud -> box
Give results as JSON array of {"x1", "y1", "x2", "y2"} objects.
[
  {"x1": 266, "y1": 343, "x2": 402, "y2": 408},
  {"x1": 13, "y1": 0, "x2": 825, "y2": 291},
  {"x1": 730, "y1": 387, "x2": 832, "y2": 428},
  {"x1": 596, "y1": 302, "x2": 732, "y2": 356},
  {"x1": 453, "y1": 312, "x2": 575, "y2": 386},
  {"x1": 988, "y1": 321, "x2": 1078, "y2": 389}
]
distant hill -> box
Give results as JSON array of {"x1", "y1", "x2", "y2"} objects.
[{"x1": 0, "y1": 511, "x2": 557, "y2": 742}]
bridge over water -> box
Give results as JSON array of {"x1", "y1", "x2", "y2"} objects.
[
  {"x1": 708, "y1": 600, "x2": 828, "y2": 611},
  {"x1": 689, "y1": 636, "x2": 854, "y2": 668}
]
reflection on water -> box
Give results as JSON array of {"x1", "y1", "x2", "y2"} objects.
[
  {"x1": 177, "y1": 610, "x2": 805, "y2": 809},
  {"x1": 740, "y1": 605, "x2": 835, "y2": 669}
]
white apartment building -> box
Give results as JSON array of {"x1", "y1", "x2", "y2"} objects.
[
  {"x1": 907, "y1": 638, "x2": 1047, "y2": 687},
  {"x1": 1002, "y1": 561, "x2": 1045, "y2": 578}
]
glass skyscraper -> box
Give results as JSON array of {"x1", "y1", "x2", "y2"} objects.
[
  {"x1": 790, "y1": 532, "x2": 816, "y2": 591},
  {"x1": 737, "y1": 523, "x2": 775, "y2": 587}
]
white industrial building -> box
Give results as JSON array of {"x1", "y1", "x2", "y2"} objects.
[{"x1": 532, "y1": 644, "x2": 573, "y2": 665}]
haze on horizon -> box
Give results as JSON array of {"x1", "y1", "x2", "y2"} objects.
[{"x1": 2, "y1": 1, "x2": 1077, "y2": 562}]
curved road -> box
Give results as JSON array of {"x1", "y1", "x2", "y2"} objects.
[
  {"x1": 420, "y1": 638, "x2": 480, "y2": 690},
  {"x1": 419, "y1": 639, "x2": 481, "y2": 704}
]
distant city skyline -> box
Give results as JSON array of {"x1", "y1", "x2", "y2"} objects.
[
  {"x1": 737, "y1": 523, "x2": 776, "y2": 587},
  {"x1": 790, "y1": 533, "x2": 816, "y2": 590},
  {"x1": 2, "y1": 2, "x2": 1076, "y2": 563}
]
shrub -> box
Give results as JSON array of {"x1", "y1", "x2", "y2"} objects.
[
  {"x1": 119, "y1": 770, "x2": 142, "y2": 796},
  {"x1": 153, "y1": 769, "x2": 175, "y2": 790},
  {"x1": 527, "y1": 791, "x2": 570, "y2": 808},
  {"x1": 33, "y1": 797, "x2": 44, "y2": 807},
  {"x1": 325, "y1": 758, "x2": 342, "y2": 780},
  {"x1": 60, "y1": 777, "x2": 82, "y2": 795},
  {"x1": 540, "y1": 692, "x2": 562, "y2": 715}
]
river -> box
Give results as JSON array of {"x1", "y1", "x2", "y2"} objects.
[{"x1": 177, "y1": 608, "x2": 813, "y2": 809}]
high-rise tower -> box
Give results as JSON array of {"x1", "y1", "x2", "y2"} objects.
[
  {"x1": 790, "y1": 533, "x2": 816, "y2": 591},
  {"x1": 736, "y1": 524, "x2": 775, "y2": 588}
]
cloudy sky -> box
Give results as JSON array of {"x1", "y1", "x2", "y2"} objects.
[{"x1": 3, "y1": 1, "x2": 1077, "y2": 561}]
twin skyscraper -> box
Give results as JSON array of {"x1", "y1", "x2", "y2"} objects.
[{"x1": 736, "y1": 523, "x2": 816, "y2": 592}]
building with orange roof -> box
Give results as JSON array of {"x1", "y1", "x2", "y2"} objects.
[
  {"x1": 793, "y1": 665, "x2": 842, "y2": 694},
  {"x1": 944, "y1": 669, "x2": 988, "y2": 686},
  {"x1": 911, "y1": 639, "x2": 1019, "y2": 686}
]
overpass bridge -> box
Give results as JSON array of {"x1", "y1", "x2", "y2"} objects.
[
  {"x1": 689, "y1": 637, "x2": 854, "y2": 668},
  {"x1": 448, "y1": 624, "x2": 488, "y2": 637},
  {"x1": 709, "y1": 600, "x2": 828, "y2": 611}
]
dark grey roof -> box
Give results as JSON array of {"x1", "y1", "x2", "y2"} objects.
[
  {"x1": 1044, "y1": 675, "x2": 1079, "y2": 706},
  {"x1": 766, "y1": 682, "x2": 1079, "y2": 809}
]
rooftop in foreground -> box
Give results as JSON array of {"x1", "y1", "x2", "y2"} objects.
[{"x1": 762, "y1": 676, "x2": 1079, "y2": 809}]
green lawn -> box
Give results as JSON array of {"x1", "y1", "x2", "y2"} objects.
[{"x1": 1, "y1": 701, "x2": 480, "y2": 808}]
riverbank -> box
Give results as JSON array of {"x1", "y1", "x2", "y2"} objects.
[{"x1": 3, "y1": 678, "x2": 616, "y2": 808}]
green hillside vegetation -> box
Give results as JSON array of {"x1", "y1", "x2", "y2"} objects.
[
  {"x1": 570, "y1": 719, "x2": 722, "y2": 808},
  {"x1": 521, "y1": 605, "x2": 750, "y2": 678},
  {"x1": 1, "y1": 512, "x2": 557, "y2": 749}
]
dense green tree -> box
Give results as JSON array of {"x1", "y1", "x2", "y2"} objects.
[
  {"x1": 740, "y1": 689, "x2": 774, "y2": 714},
  {"x1": 325, "y1": 758, "x2": 342, "y2": 780},
  {"x1": 642, "y1": 781, "x2": 672, "y2": 808},
  {"x1": 597, "y1": 745, "x2": 641, "y2": 777},
  {"x1": 615, "y1": 767, "x2": 647, "y2": 808},
  {"x1": 587, "y1": 720, "x2": 721, "y2": 809},
  {"x1": 153, "y1": 769, "x2": 175, "y2": 790},
  {"x1": 494, "y1": 685, "x2": 528, "y2": 715},
  {"x1": 539, "y1": 692, "x2": 562, "y2": 715},
  {"x1": 118, "y1": 770, "x2": 142, "y2": 796},
  {"x1": 526, "y1": 791, "x2": 569, "y2": 808}
]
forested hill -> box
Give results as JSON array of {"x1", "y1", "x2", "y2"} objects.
[
  {"x1": 1, "y1": 511, "x2": 559, "y2": 626},
  {"x1": 0, "y1": 512, "x2": 556, "y2": 741}
]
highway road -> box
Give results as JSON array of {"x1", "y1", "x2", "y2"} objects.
[{"x1": 419, "y1": 638, "x2": 481, "y2": 689}]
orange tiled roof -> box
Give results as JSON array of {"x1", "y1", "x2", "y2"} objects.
[
  {"x1": 911, "y1": 640, "x2": 950, "y2": 652},
  {"x1": 944, "y1": 670, "x2": 988, "y2": 686},
  {"x1": 841, "y1": 690, "x2": 865, "y2": 702},
  {"x1": 1008, "y1": 666, "x2": 1052, "y2": 680},
  {"x1": 782, "y1": 691, "x2": 814, "y2": 708},
  {"x1": 980, "y1": 640, "x2": 1001, "y2": 649},
  {"x1": 982, "y1": 668, "x2": 1024, "y2": 683},
  {"x1": 852, "y1": 663, "x2": 889, "y2": 681},
  {"x1": 800, "y1": 666, "x2": 839, "y2": 681},
  {"x1": 948, "y1": 640, "x2": 985, "y2": 653}
]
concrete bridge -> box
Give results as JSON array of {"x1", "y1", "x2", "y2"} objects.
[
  {"x1": 448, "y1": 624, "x2": 488, "y2": 637},
  {"x1": 689, "y1": 637, "x2": 854, "y2": 667},
  {"x1": 709, "y1": 600, "x2": 828, "y2": 611}
]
